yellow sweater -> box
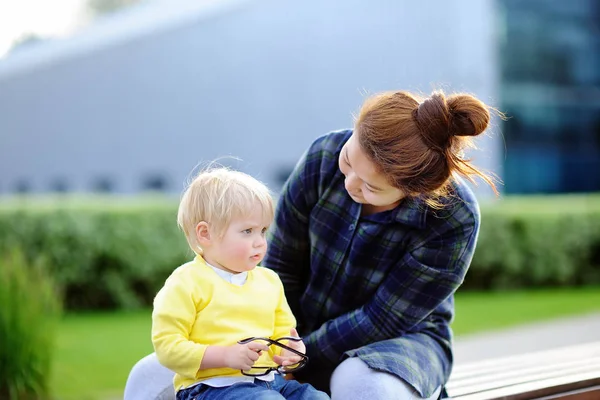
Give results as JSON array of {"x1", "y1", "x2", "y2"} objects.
[{"x1": 151, "y1": 256, "x2": 296, "y2": 391}]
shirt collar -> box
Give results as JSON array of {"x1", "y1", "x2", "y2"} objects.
[
  {"x1": 391, "y1": 196, "x2": 428, "y2": 229},
  {"x1": 195, "y1": 255, "x2": 248, "y2": 285},
  {"x1": 209, "y1": 264, "x2": 248, "y2": 286}
]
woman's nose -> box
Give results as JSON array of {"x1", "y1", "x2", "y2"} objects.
[{"x1": 345, "y1": 173, "x2": 360, "y2": 192}]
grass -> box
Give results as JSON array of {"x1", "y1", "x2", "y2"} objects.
[
  {"x1": 50, "y1": 312, "x2": 153, "y2": 400},
  {"x1": 452, "y1": 286, "x2": 600, "y2": 335},
  {"x1": 49, "y1": 287, "x2": 600, "y2": 399}
]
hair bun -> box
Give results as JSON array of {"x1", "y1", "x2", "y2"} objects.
[
  {"x1": 412, "y1": 92, "x2": 451, "y2": 150},
  {"x1": 413, "y1": 92, "x2": 491, "y2": 150},
  {"x1": 447, "y1": 94, "x2": 490, "y2": 137}
]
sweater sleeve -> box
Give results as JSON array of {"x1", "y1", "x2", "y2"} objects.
[
  {"x1": 270, "y1": 273, "x2": 297, "y2": 356},
  {"x1": 151, "y1": 269, "x2": 207, "y2": 379}
]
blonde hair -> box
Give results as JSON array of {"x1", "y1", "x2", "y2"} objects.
[{"x1": 177, "y1": 167, "x2": 274, "y2": 253}]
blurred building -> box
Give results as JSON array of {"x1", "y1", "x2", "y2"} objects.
[
  {"x1": 499, "y1": 0, "x2": 600, "y2": 194},
  {"x1": 0, "y1": 0, "x2": 500, "y2": 195}
]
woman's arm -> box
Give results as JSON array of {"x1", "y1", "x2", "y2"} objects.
[
  {"x1": 264, "y1": 131, "x2": 349, "y2": 330},
  {"x1": 300, "y1": 213, "x2": 479, "y2": 369},
  {"x1": 263, "y1": 149, "x2": 315, "y2": 322}
]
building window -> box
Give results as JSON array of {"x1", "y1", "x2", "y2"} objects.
[
  {"x1": 499, "y1": 0, "x2": 600, "y2": 194},
  {"x1": 49, "y1": 178, "x2": 69, "y2": 193},
  {"x1": 141, "y1": 173, "x2": 168, "y2": 192},
  {"x1": 13, "y1": 179, "x2": 32, "y2": 194},
  {"x1": 92, "y1": 177, "x2": 115, "y2": 193}
]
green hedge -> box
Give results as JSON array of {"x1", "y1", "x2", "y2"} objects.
[
  {"x1": 466, "y1": 194, "x2": 600, "y2": 289},
  {"x1": 0, "y1": 194, "x2": 599, "y2": 310},
  {"x1": 0, "y1": 196, "x2": 190, "y2": 310}
]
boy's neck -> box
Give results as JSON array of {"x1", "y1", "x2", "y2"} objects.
[{"x1": 200, "y1": 254, "x2": 242, "y2": 275}]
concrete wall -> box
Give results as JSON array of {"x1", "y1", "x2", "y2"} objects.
[{"x1": 0, "y1": 0, "x2": 501, "y2": 195}]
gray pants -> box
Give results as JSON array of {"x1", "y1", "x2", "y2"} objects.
[{"x1": 124, "y1": 353, "x2": 441, "y2": 400}]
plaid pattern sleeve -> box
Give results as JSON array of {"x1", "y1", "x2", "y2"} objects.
[
  {"x1": 263, "y1": 130, "x2": 481, "y2": 397},
  {"x1": 263, "y1": 147, "x2": 316, "y2": 329}
]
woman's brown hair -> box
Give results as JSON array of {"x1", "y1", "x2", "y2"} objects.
[{"x1": 355, "y1": 90, "x2": 499, "y2": 207}]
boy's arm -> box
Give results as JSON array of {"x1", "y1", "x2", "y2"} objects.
[
  {"x1": 151, "y1": 272, "x2": 208, "y2": 379},
  {"x1": 152, "y1": 271, "x2": 269, "y2": 376}
]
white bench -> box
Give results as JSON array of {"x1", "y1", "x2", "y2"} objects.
[
  {"x1": 446, "y1": 341, "x2": 600, "y2": 400},
  {"x1": 125, "y1": 342, "x2": 600, "y2": 399}
]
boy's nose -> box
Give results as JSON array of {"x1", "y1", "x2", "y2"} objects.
[{"x1": 255, "y1": 236, "x2": 267, "y2": 248}]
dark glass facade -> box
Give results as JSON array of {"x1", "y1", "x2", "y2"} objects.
[{"x1": 499, "y1": 0, "x2": 600, "y2": 193}]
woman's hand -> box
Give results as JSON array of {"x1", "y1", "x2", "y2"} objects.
[{"x1": 273, "y1": 328, "x2": 306, "y2": 366}]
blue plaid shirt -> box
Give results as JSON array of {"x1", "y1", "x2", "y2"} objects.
[{"x1": 263, "y1": 130, "x2": 480, "y2": 397}]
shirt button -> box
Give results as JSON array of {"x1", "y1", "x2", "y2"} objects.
[{"x1": 349, "y1": 224, "x2": 355, "y2": 231}]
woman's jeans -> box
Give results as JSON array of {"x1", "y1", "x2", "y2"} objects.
[{"x1": 330, "y1": 357, "x2": 442, "y2": 400}]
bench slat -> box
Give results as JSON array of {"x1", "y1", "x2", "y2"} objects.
[
  {"x1": 448, "y1": 341, "x2": 600, "y2": 400},
  {"x1": 450, "y1": 371, "x2": 600, "y2": 400},
  {"x1": 448, "y1": 357, "x2": 600, "y2": 395},
  {"x1": 450, "y1": 342, "x2": 600, "y2": 379},
  {"x1": 449, "y1": 360, "x2": 600, "y2": 397},
  {"x1": 538, "y1": 385, "x2": 600, "y2": 400}
]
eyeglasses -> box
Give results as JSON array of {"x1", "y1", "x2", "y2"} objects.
[{"x1": 237, "y1": 336, "x2": 309, "y2": 376}]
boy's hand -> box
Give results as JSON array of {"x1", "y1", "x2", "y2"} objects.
[
  {"x1": 273, "y1": 328, "x2": 306, "y2": 367},
  {"x1": 224, "y1": 341, "x2": 269, "y2": 371}
]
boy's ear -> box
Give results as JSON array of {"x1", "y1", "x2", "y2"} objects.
[{"x1": 196, "y1": 222, "x2": 211, "y2": 246}]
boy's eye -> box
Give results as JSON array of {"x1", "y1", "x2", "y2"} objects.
[
  {"x1": 242, "y1": 228, "x2": 252, "y2": 234},
  {"x1": 261, "y1": 227, "x2": 268, "y2": 235}
]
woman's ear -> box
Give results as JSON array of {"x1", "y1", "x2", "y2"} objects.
[{"x1": 196, "y1": 222, "x2": 211, "y2": 246}]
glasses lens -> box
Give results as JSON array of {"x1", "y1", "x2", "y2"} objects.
[
  {"x1": 243, "y1": 366, "x2": 272, "y2": 376},
  {"x1": 278, "y1": 360, "x2": 305, "y2": 374}
]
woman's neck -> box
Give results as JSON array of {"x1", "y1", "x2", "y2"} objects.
[{"x1": 360, "y1": 200, "x2": 402, "y2": 216}]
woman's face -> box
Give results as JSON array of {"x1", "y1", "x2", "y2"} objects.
[{"x1": 338, "y1": 134, "x2": 405, "y2": 209}]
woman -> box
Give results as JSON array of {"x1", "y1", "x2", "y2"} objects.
[
  {"x1": 263, "y1": 90, "x2": 498, "y2": 400},
  {"x1": 124, "y1": 89, "x2": 497, "y2": 400}
]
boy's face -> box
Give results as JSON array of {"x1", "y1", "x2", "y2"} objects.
[{"x1": 203, "y1": 206, "x2": 270, "y2": 274}]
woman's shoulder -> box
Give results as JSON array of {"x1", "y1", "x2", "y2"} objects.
[
  {"x1": 295, "y1": 130, "x2": 351, "y2": 195},
  {"x1": 451, "y1": 176, "x2": 479, "y2": 206},
  {"x1": 431, "y1": 177, "x2": 481, "y2": 224},
  {"x1": 307, "y1": 129, "x2": 352, "y2": 157}
]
